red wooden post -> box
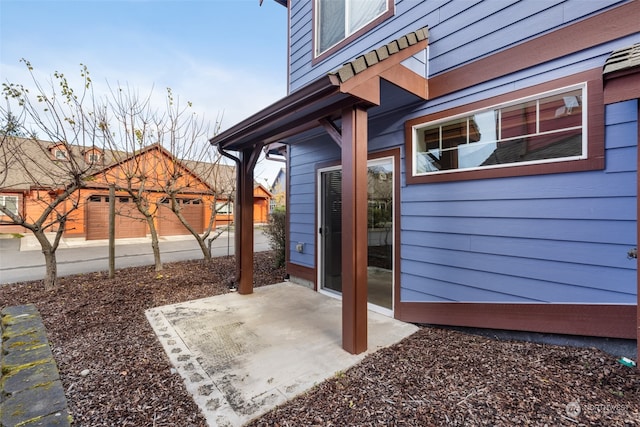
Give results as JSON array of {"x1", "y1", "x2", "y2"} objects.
[
  {"x1": 341, "y1": 105, "x2": 369, "y2": 354},
  {"x1": 237, "y1": 147, "x2": 257, "y2": 295}
]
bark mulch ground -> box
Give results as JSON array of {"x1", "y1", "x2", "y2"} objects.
[{"x1": 2, "y1": 251, "x2": 639, "y2": 426}]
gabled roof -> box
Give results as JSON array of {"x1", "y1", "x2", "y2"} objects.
[
  {"x1": 0, "y1": 137, "x2": 121, "y2": 191},
  {"x1": 209, "y1": 27, "x2": 429, "y2": 151},
  {"x1": 254, "y1": 182, "x2": 273, "y2": 198},
  {"x1": 603, "y1": 42, "x2": 640, "y2": 75},
  {"x1": 0, "y1": 137, "x2": 234, "y2": 195},
  {"x1": 87, "y1": 143, "x2": 212, "y2": 193},
  {"x1": 270, "y1": 167, "x2": 286, "y2": 192}
]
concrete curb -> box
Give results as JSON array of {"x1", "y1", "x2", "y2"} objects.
[{"x1": 0, "y1": 305, "x2": 72, "y2": 426}]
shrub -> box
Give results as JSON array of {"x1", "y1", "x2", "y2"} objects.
[{"x1": 264, "y1": 207, "x2": 286, "y2": 268}]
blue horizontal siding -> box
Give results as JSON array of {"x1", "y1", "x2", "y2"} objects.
[
  {"x1": 400, "y1": 100, "x2": 637, "y2": 304},
  {"x1": 403, "y1": 245, "x2": 635, "y2": 296},
  {"x1": 403, "y1": 197, "x2": 635, "y2": 221},
  {"x1": 285, "y1": 0, "x2": 638, "y2": 308},
  {"x1": 401, "y1": 258, "x2": 633, "y2": 304},
  {"x1": 288, "y1": 0, "x2": 626, "y2": 91},
  {"x1": 606, "y1": 146, "x2": 637, "y2": 173},
  {"x1": 288, "y1": 138, "x2": 339, "y2": 268},
  {"x1": 403, "y1": 216, "x2": 634, "y2": 246},
  {"x1": 606, "y1": 121, "x2": 638, "y2": 149},
  {"x1": 402, "y1": 231, "x2": 633, "y2": 270},
  {"x1": 403, "y1": 170, "x2": 636, "y2": 202},
  {"x1": 400, "y1": 270, "x2": 635, "y2": 305},
  {"x1": 429, "y1": 1, "x2": 563, "y2": 74},
  {"x1": 288, "y1": 202, "x2": 314, "y2": 215},
  {"x1": 607, "y1": 100, "x2": 639, "y2": 124}
]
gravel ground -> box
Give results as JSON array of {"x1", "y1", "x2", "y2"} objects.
[{"x1": 2, "y1": 251, "x2": 639, "y2": 426}]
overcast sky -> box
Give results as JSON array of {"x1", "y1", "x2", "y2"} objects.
[{"x1": 0, "y1": 0, "x2": 288, "y2": 184}]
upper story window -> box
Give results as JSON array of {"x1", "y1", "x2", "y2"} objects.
[
  {"x1": 405, "y1": 71, "x2": 606, "y2": 184},
  {"x1": 54, "y1": 148, "x2": 68, "y2": 160},
  {"x1": 315, "y1": 0, "x2": 391, "y2": 58},
  {"x1": 87, "y1": 152, "x2": 101, "y2": 163}
]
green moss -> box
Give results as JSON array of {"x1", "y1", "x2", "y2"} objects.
[
  {"x1": 1, "y1": 312, "x2": 37, "y2": 326},
  {"x1": 11, "y1": 405, "x2": 26, "y2": 417},
  {"x1": 2, "y1": 328, "x2": 41, "y2": 342},
  {"x1": 33, "y1": 380, "x2": 55, "y2": 391},
  {"x1": 15, "y1": 414, "x2": 45, "y2": 427},
  {"x1": 8, "y1": 342, "x2": 47, "y2": 352},
  {"x1": 1, "y1": 358, "x2": 48, "y2": 376}
]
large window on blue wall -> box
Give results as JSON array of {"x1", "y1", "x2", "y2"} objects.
[
  {"x1": 411, "y1": 84, "x2": 587, "y2": 176},
  {"x1": 315, "y1": 0, "x2": 389, "y2": 57}
]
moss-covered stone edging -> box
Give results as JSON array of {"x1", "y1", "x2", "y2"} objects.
[{"x1": 1, "y1": 304, "x2": 72, "y2": 426}]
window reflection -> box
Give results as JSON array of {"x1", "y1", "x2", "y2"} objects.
[{"x1": 414, "y1": 87, "x2": 584, "y2": 174}]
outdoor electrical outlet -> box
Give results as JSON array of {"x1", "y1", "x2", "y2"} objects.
[{"x1": 296, "y1": 243, "x2": 304, "y2": 253}]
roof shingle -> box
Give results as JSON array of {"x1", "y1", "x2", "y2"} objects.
[
  {"x1": 331, "y1": 27, "x2": 429, "y2": 84},
  {"x1": 603, "y1": 42, "x2": 640, "y2": 75}
]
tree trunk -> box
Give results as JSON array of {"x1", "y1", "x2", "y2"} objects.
[
  {"x1": 42, "y1": 248, "x2": 58, "y2": 290},
  {"x1": 33, "y1": 229, "x2": 57, "y2": 290},
  {"x1": 179, "y1": 216, "x2": 212, "y2": 261},
  {"x1": 145, "y1": 216, "x2": 162, "y2": 272},
  {"x1": 169, "y1": 195, "x2": 212, "y2": 261}
]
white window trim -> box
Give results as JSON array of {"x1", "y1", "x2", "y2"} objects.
[
  {"x1": 411, "y1": 83, "x2": 588, "y2": 177},
  {"x1": 0, "y1": 195, "x2": 19, "y2": 216},
  {"x1": 55, "y1": 149, "x2": 68, "y2": 160}
]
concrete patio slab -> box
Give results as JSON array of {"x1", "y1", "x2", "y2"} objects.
[{"x1": 146, "y1": 282, "x2": 418, "y2": 426}]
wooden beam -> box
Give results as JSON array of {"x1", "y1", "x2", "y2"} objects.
[
  {"x1": 339, "y1": 38, "x2": 427, "y2": 95},
  {"x1": 342, "y1": 76, "x2": 381, "y2": 106},
  {"x1": 380, "y1": 62, "x2": 428, "y2": 100},
  {"x1": 319, "y1": 118, "x2": 342, "y2": 147},
  {"x1": 341, "y1": 105, "x2": 369, "y2": 355}
]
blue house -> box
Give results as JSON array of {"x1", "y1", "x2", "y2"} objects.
[{"x1": 210, "y1": 0, "x2": 639, "y2": 354}]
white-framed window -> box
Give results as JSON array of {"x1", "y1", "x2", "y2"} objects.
[
  {"x1": 87, "y1": 152, "x2": 101, "y2": 163},
  {"x1": 55, "y1": 149, "x2": 68, "y2": 160},
  {"x1": 0, "y1": 195, "x2": 19, "y2": 216},
  {"x1": 411, "y1": 84, "x2": 587, "y2": 176},
  {"x1": 315, "y1": 0, "x2": 389, "y2": 57},
  {"x1": 215, "y1": 201, "x2": 233, "y2": 215}
]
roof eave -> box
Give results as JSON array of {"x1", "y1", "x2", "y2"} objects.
[{"x1": 209, "y1": 74, "x2": 344, "y2": 150}]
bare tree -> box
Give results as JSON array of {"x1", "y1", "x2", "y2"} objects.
[
  {"x1": 96, "y1": 87, "x2": 231, "y2": 267},
  {"x1": 0, "y1": 60, "x2": 102, "y2": 289},
  {"x1": 153, "y1": 90, "x2": 235, "y2": 261},
  {"x1": 2, "y1": 60, "x2": 231, "y2": 282},
  {"x1": 94, "y1": 85, "x2": 166, "y2": 271}
]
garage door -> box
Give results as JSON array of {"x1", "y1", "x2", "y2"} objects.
[
  {"x1": 158, "y1": 198, "x2": 204, "y2": 236},
  {"x1": 86, "y1": 195, "x2": 147, "y2": 240}
]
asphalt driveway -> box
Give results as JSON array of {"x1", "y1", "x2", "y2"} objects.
[{"x1": 0, "y1": 229, "x2": 269, "y2": 285}]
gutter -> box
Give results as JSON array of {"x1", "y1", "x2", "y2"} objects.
[{"x1": 215, "y1": 144, "x2": 241, "y2": 286}]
